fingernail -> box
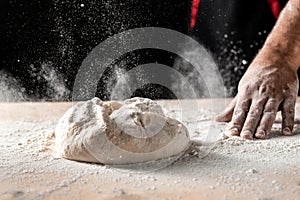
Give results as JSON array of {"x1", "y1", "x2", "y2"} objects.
[
  {"x1": 227, "y1": 128, "x2": 239, "y2": 136},
  {"x1": 241, "y1": 130, "x2": 253, "y2": 139},
  {"x1": 282, "y1": 127, "x2": 292, "y2": 136},
  {"x1": 255, "y1": 130, "x2": 266, "y2": 139}
]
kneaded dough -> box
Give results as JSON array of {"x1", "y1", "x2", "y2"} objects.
[{"x1": 55, "y1": 97, "x2": 190, "y2": 165}]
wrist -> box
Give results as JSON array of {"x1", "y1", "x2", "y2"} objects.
[{"x1": 253, "y1": 41, "x2": 300, "y2": 73}]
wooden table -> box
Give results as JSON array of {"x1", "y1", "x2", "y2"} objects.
[{"x1": 0, "y1": 99, "x2": 300, "y2": 200}]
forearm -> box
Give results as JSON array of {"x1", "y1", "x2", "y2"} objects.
[{"x1": 255, "y1": 0, "x2": 300, "y2": 71}]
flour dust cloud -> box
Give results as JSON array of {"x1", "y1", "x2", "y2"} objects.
[{"x1": 0, "y1": 62, "x2": 70, "y2": 102}]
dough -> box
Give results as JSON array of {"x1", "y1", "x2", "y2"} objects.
[{"x1": 55, "y1": 97, "x2": 191, "y2": 165}]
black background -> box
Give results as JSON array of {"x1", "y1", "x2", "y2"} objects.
[{"x1": 1, "y1": 0, "x2": 295, "y2": 101}]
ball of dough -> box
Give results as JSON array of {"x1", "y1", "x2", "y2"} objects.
[{"x1": 55, "y1": 97, "x2": 190, "y2": 165}]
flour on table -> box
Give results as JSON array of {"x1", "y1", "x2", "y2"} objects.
[{"x1": 55, "y1": 97, "x2": 191, "y2": 165}]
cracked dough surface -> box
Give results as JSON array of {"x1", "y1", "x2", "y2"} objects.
[{"x1": 55, "y1": 97, "x2": 190, "y2": 165}]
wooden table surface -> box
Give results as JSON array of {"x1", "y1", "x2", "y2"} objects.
[
  {"x1": 0, "y1": 99, "x2": 229, "y2": 121},
  {"x1": 2, "y1": 98, "x2": 300, "y2": 122},
  {"x1": 1, "y1": 98, "x2": 300, "y2": 200}
]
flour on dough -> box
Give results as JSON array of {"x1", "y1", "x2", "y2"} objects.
[{"x1": 55, "y1": 97, "x2": 191, "y2": 165}]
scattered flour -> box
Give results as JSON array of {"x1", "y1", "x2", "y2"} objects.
[{"x1": 1, "y1": 100, "x2": 300, "y2": 199}]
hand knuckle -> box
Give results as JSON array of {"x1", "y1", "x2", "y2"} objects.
[{"x1": 248, "y1": 108, "x2": 260, "y2": 116}]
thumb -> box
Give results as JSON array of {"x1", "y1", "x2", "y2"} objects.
[{"x1": 214, "y1": 97, "x2": 237, "y2": 122}]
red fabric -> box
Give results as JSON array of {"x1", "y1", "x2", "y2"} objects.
[
  {"x1": 189, "y1": 0, "x2": 281, "y2": 31},
  {"x1": 190, "y1": 0, "x2": 200, "y2": 30},
  {"x1": 267, "y1": 0, "x2": 281, "y2": 19}
]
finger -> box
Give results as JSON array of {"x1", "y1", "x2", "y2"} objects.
[
  {"x1": 226, "y1": 97, "x2": 251, "y2": 136},
  {"x1": 215, "y1": 97, "x2": 237, "y2": 122},
  {"x1": 255, "y1": 99, "x2": 280, "y2": 139},
  {"x1": 240, "y1": 98, "x2": 268, "y2": 139},
  {"x1": 281, "y1": 96, "x2": 296, "y2": 136}
]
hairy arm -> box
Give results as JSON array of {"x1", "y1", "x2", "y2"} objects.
[
  {"x1": 259, "y1": 0, "x2": 300, "y2": 70},
  {"x1": 216, "y1": 0, "x2": 300, "y2": 139}
]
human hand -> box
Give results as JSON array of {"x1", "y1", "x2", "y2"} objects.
[
  {"x1": 215, "y1": 58, "x2": 299, "y2": 139},
  {"x1": 215, "y1": 0, "x2": 300, "y2": 139}
]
